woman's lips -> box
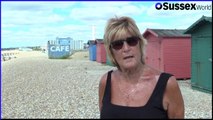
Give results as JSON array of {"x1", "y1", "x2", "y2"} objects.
[{"x1": 123, "y1": 56, "x2": 134, "y2": 60}]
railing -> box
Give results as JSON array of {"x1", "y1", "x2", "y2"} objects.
[{"x1": 1, "y1": 52, "x2": 19, "y2": 61}]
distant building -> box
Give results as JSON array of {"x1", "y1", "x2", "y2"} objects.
[
  {"x1": 19, "y1": 47, "x2": 33, "y2": 51},
  {"x1": 72, "y1": 40, "x2": 84, "y2": 50}
]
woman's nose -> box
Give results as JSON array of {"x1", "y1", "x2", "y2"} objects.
[{"x1": 122, "y1": 41, "x2": 130, "y2": 51}]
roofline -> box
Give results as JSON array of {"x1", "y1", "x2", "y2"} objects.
[
  {"x1": 143, "y1": 28, "x2": 159, "y2": 38},
  {"x1": 143, "y1": 28, "x2": 190, "y2": 38},
  {"x1": 184, "y1": 15, "x2": 212, "y2": 34},
  {"x1": 161, "y1": 36, "x2": 191, "y2": 38}
]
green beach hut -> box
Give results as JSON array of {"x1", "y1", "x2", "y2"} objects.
[{"x1": 184, "y1": 16, "x2": 212, "y2": 93}]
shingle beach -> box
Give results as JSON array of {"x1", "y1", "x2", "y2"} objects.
[{"x1": 1, "y1": 50, "x2": 212, "y2": 119}]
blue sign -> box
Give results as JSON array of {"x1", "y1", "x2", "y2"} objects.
[{"x1": 48, "y1": 39, "x2": 71, "y2": 59}]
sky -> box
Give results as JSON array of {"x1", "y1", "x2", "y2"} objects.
[{"x1": 1, "y1": 1, "x2": 212, "y2": 48}]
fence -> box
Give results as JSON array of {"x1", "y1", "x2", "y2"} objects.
[{"x1": 1, "y1": 51, "x2": 19, "y2": 61}]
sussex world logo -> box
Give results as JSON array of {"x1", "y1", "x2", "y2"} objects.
[{"x1": 155, "y1": 2, "x2": 212, "y2": 10}]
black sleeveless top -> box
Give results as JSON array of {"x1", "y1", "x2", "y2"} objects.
[{"x1": 100, "y1": 70, "x2": 173, "y2": 119}]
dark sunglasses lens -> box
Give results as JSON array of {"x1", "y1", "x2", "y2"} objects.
[
  {"x1": 111, "y1": 40, "x2": 124, "y2": 50},
  {"x1": 111, "y1": 37, "x2": 139, "y2": 50},
  {"x1": 126, "y1": 37, "x2": 139, "y2": 46}
]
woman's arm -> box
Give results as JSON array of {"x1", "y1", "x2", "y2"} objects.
[
  {"x1": 164, "y1": 76, "x2": 185, "y2": 118},
  {"x1": 98, "y1": 73, "x2": 108, "y2": 112}
]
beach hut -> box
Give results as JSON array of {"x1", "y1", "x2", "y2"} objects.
[
  {"x1": 106, "y1": 54, "x2": 114, "y2": 66},
  {"x1": 184, "y1": 16, "x2": 212, "y2": 93},
  {"x1": 96, "y1": 39, "x2": 107, "y2": 63},
  {"x1": 88, "y1": 40, "x2": 97, "y2": 61},
  {"x1": 143, "y1": 29, "x2": 191, "y2": 79}
]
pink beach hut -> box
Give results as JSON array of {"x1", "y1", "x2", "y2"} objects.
[
  {"x1": 143, "y1": 29, "x2": 191, "y2": 79},
  {"x1": 96, "y1": 39, "x2": 107, "y2": 63}
]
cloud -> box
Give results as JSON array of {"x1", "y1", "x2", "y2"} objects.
[
  {"x1": 70, "y1": 2, "x2": 145, "y2": 22},
  {"x1": 80, "y1": 1, "x2": 131, "y2": 7},
  {"x1": 69, "y1": 2, "x2": 146, "y2": 40},
  {"x1": 2, "y1": 23, "x2": 97, "y2": 48},
  {"x1": 2, "y1": 11, "x2": 64, "y2": 27},
  {"x1": 137, "y1": 22, "x2": 163, "y2": 33},
  {"x1": 1, "y1": 1, "x2": 211, "y2": 48},
  {"x1": 1, "y1": 2, "x2": 70, "y2": 27},
  {"x1": 2, "y1": 1, "x2": 76, "y2": 11},
  {"x1": 2, "y1": 30, "x2": 47, "y2": 48},
  {"x1": 144, "y1": 1, "x2": 212, "y2": 32}
]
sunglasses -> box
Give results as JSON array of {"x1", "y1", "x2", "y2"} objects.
[{"x1": 110, "y1": 36, "x2": 139, "y2": 50}]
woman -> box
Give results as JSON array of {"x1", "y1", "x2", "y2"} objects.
[{"x1": 98, "y1": 16, "x2": 184, "y2": 119}]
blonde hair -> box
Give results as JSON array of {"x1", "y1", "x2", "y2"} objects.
[{"x1": 104, "y1": 16, "x2": 147, "y2": 69}]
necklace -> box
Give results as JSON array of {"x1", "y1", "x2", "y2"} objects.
[
  {"x1": 118, "y1": 66, "x2": 145, "y2": 105},
  {"x1": 118, "y1": 79, "x2": 140, "y2": 105}
]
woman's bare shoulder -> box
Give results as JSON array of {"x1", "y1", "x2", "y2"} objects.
[
  {"x1": 166, "y1": 75, "x2": 179, "y2": 90},
  {"x1": 99, "y1": 70, "x2": 114, "y2": 87},
  {"x1": 99, "y1": 72, "x2": 108, "y2": 86},
  {"x1": 144, "y1": 65, "x2": 162, "y2": 76}
]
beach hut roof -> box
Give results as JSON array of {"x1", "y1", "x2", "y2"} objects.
[
  {"x1": 143, "y1": 28, "x2": 190, "y2": 38},
  {"x1": 96, "y1": 39, "x2": 104, "y2": 43},
  {"x1": 184, "y1": 15, "x2": 212, "y2": 34},
  {"x1": 87, "y1": 40, "x2": 97, "y2": 45}
]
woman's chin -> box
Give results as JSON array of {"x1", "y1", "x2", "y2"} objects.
[{"x1": 121, "y1": 62, "x2": 137, "y2": 70}]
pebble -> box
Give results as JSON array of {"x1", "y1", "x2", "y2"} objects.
[{"x1": 2, "y1": 51, "x2": 212, "y2": 119}]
